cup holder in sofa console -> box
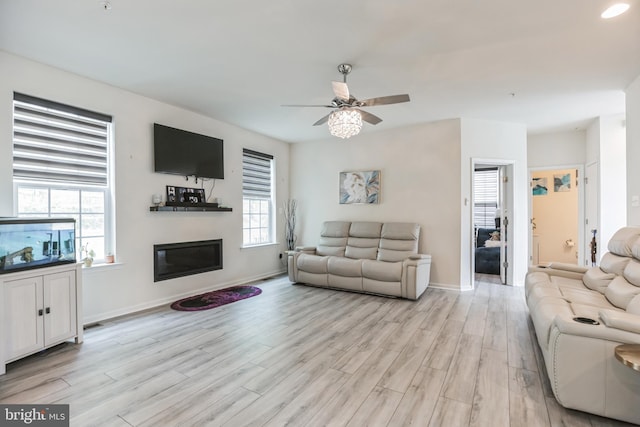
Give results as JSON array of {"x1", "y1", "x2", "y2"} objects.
[{"x1": 573, "y1": 316, "x2": 600, "y2": 325}]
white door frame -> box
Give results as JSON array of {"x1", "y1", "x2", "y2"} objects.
[{"x1": 471, "y1": 158, "x2": 516, "y2": 288}]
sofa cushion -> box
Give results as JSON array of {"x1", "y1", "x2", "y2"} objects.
[
  {"x1": 561, "y1": 288, "x2": 611, "y2": 309},
  {"x1": 583, "y1": 267, "x2": 616, "y2": 294},
  {"x1": 296, "y1": 254, "x2": 329, "y2": 274},
  {"x1": 345, "y1": 245, "x2": 378, "y2": 260},
  {"x1": 632, "y1": 236, "x2": 640, "y2": 260},
  {"x1": 321, "y1": 221, "x2": 351, "y2": 238},
  {"x1": 604, "y1": 276, "x2": 640, "y2": 310},
  {"x1": 349, "y1": 221, "x2": 382, "y2": 238},
  {"x1": 362, "y1": 259, "x2": 402, "y2": 282},
  {"x1": 599, "y1": 252, "x2": 632, "y2": 276},
  {"x1": 327, "y1": 256, "x2": 362, "y2": 277},
  {"x1": 377, "y1": 223, "x2": 420, "y2": 262},
  {"x1": 627, "y1": 294, "x2": 640, "y2": 315},
  {"x1": 624, "y1": 259, "x2": 640, "y2": 286},
  {"x1": 317, "y1": 221, "x2": 350, "y2": 256},
  {"x1": 607, "y1": 226, "x2": 640, "y2": 257}
]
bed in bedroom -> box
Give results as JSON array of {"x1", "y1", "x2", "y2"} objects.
[{"x1": 475, "y1": 227, "x2": 501, "y2": 275}]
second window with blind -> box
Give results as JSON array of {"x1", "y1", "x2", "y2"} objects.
[{"x1": 242, "y1": 149, "x2": 275, "y2": 246}]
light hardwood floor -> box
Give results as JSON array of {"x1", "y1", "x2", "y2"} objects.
[{"x1": 1, "y1": 275, "x2": 637, "y2": 427}]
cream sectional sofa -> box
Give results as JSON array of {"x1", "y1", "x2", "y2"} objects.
[
  {"x1": 287, "y1": 221, "x2": 431, "y2": 300},
  {"x1": 525, "y1": 226, "x2": 640, "y2": 424}
]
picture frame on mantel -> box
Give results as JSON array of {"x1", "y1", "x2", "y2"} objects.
[
  {"x1": 339, "y1": 170, "x2": 380, "y2": 204},
  {"x1": 166, "y1": 186, "x2": 205, "y2": 204}
]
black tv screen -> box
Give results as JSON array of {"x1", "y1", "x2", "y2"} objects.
[{"x1": 154, "y1": 123, "x2": 224, "y2": 179}]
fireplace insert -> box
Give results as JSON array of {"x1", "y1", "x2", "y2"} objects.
[{"x1": 154, "y1": 239, "x2": 222, "y2": 282}]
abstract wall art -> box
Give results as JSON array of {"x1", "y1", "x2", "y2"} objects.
[{"x1": 339, "y1": 170, "x2": 380, "y2": 204}]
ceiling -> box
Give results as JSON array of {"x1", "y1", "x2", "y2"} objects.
[{"x1": 1, "y1": 0, "x2": 639, "y2": 143}]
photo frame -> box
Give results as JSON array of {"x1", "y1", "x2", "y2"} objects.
[
  {"x1": 166, "y1": 186, "x2": 205, "y2": 205},
  {"x1": 339, "y1": 170, "x2": 380, "y2": 204}
]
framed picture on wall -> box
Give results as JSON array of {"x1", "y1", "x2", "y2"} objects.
[
  {"x1": 554, "y1": 173, "x2": 571, "y2": 192},
  {"x1": 339, "y1": 170, "x2": 380, "y2": 204},
  {"x1": 532, "y1": 177, "x2": 548, "y2": 196}
]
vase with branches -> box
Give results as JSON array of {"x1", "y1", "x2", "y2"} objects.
[{"x1": 283, "y1": 199, "x2": 298, "y2": 251}]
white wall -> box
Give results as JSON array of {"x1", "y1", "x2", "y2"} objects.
[
  {"x1": 599, "y1": 114, "x2": 627, "y2": 245},
  {"x1": 628, "y1": 75, "x2": 640, "y2": 225},
  {"x1": 527, "y1": 130, "x2": 586, "y2": 168},
  {"x1": 0, "y1": 51, "x2": 290, "y2": 324},
  {"x1": 290, "y1": 120, "x2": 462, "y2": 289},
  {"x1": 460, "y1": 119, "x2": 528, "y2": 288},
  {"x1": 587, "y1": 115, "x2": 627, "y2": 251}
]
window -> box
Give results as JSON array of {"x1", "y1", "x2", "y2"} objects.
[
  {"x1": 12, "y1": 93, "x2": 113, "y2": 261},
  {"x1": 473, "y1": 167, "x2": 499, "y2": 228},
  {"x1": 242, "y1": 149, "x2": 274, "y2": 246}
]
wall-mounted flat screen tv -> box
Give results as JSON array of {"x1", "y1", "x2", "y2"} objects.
[{"x1": 154, "y1": 123, "x2": 224, "y2": 179}]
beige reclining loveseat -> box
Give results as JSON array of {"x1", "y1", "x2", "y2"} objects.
[
  {"x1": 288, "y1": 221, "x2": 431, "y2": 300},
  {"x1": 525, "y1": 226, "x2": 640, "y2": 424}
]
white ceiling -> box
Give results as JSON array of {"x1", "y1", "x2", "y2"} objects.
[{"x1": 1, "y1": 0, "x2": 639, "y2": 143}]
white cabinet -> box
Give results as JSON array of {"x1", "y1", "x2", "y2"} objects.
[{"x1": 1, "y1": 264, "x2": 83, "y2": 374}]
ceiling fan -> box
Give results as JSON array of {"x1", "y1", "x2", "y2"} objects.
[{"x1": 283, "y1": 64, "x2": 410, "y2": 138}]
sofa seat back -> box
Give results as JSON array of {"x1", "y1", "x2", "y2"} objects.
[
  {"x1": 314, "y1": 221, "x2": 420, "y2": 262},
  {"x1": 377, "y1": 223, "x2": 420, "y2": 262},
  {"x1": 316, "y1": 221, "x2": 350, "y2": 256},
  {"x1": 345, "y1": 222, "x2": 382, "y2": 260}
]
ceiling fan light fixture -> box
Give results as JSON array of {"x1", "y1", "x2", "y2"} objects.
[
  {"x1": 328, "y1": 109, "x2": 362, "y2": 139},
  {"x1": 601, "y1": 3, "x2": 630, "y2": 18}
]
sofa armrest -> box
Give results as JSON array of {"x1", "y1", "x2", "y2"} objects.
[
  {"x1": 408, "y1": 254, "x2": 431, "y2": 262},
  {"x1": 552, "y1": 313, "x2": 640, "y2": 343},
  {"x1": 547, "y1": 262, "x2": 589, "y2": 274},
  {"x1": 294, "y1": 246, "x2": 317, "y2": 254},
  {"x1": 528, "y1": 264, "x2": 586, "y2": 281},
  {"x1": 599, "y1": 309, "x2": 640, "y2": 334}
]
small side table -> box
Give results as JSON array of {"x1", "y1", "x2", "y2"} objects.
[{"x1": 615, "y1": 344, "x2": 640, "y2": 371}]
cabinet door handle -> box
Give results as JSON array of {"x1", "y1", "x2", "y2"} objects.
[
  {"x1": 45, "y1": 307, "x2": 51, "y2": 314},
  {"x1": 38, "y1": 309, "x2": 43, "y2": 316}
]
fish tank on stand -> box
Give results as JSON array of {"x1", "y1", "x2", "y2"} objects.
[{"x1": 0, "y1": 218, "x2": 77, "y2": 274}]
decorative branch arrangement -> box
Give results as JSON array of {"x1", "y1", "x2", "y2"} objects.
[{"x1": 283, "y1": 199, "x2": 298, "y2": 251}]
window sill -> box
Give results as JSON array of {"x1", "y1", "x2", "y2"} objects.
[
  {"x1": 81, "y1": 262, "x2": 124, "y2": 273},
  {"x1": 241, "y1": 242, "x2": 281, "y2": 250}
]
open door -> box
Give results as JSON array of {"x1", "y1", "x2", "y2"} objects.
[
  {"x1": 472, "y1": 162, "x2": 511, "y2": 286},
  {"x1": 529, "y1": 167, "x2": 583, "y2": 267}
]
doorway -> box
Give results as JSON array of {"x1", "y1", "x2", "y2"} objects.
[
  {"x1": 472, "y1": 162, "x2": 512, "y2": 286},
  {"x1": 529, "y1": 166, "x2": 584, "y2": 266}
]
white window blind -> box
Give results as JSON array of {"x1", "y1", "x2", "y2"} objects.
[
  {"x1": 242, "y1": 149, "x2": 273, "y2": 199},
  {"x1": 242, "y1": 149, "x2": 274, "y2": 246},
  {"x1": 474, "y1": 168, "x2": 499, "y2": 228},
  {"x1": 13, "y1": 92, "x2": 111, "y2": 186}
]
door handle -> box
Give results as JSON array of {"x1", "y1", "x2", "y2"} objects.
[
  {"x1": 38, "y1": 309, "x2": 43, "y2": 316},
  {"x1": 45, "y1": 307, "x2": 51, "y2": 314}
]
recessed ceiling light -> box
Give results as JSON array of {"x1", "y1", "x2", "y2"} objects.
[{"x1": 601, "y1": 3, "x2": 630, "y2": 19}]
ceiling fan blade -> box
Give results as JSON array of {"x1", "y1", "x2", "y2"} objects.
[
  {"x1": 359, "y1": 94, "x2": 410, "y2": 107},
  {"x1": 281, "y1": 104, "x2": 335, "y2": 108},
  {"x1": 356, "y1": 109, "x2": 383, "y2": 125},
  {"x1": 313, "y1": 113, "x2": 332, "y2": 126},
  {"x1": 332, "y1": 81, "x2": 350, "y2": 101}
]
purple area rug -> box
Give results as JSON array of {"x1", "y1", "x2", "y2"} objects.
[{"x1": 170, "y1": 285, "x2": 262, "y2": 311}]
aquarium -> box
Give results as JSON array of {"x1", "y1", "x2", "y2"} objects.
[{"x1": 0, "y1": 218, "x2": 76, "y2": 274}]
